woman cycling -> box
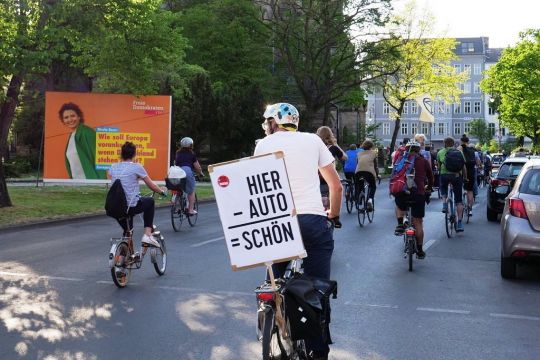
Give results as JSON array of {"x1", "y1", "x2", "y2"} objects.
[
  {"x1": 355, "y1": 140, "x2": 380, "y2": 211},
  {"x1": 174, "y1": 137, "x2": 204, "y2": 215},
  {"x1": 316, "y1": 126, "x2": 347, "y2": 208}
]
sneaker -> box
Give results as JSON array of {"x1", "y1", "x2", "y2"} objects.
[
  {"x1": 456, "y1": 221, "x2": 464, "y2": 232},
  {"x1": 442, "y1": 203, "x2": 448, "y2": 213},
  {"x1": 417, "y1": 247, "x2": 426, "y2": 259},
  {"x1": 141, "y1": 234, "x2": 161, "y2": 247},
  {"x1": 468, "y1": 207, "x2": 473, "y2": 217},
  {"x1": 366, "y1": 199, "x2": 374, "y2": 211},
  {"x1": 394, "y1": 224, "x2": 406, "y2": 236},
  {"x1": 187, "y1": 210, "x2": 198, "y2": 216}
]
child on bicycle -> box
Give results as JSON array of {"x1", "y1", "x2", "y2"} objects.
[{"x1": 109, "y1": 141, "x2": 166, "y2": 247}]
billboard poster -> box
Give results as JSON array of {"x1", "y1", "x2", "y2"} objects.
[{"x1": 44, "y1": 91, "x2": 171, "y2": 182}]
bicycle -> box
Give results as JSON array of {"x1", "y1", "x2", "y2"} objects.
[
  {"x1": 444, "y1": 184, "x2": 458, "y2": 238},
  {"x1": 108, "y1": 195, "x2": 167, "y2": 288},
  {"x1": 166, "y1": 177, "x2": 198, "y2": 231},
  {"x1": 255, "y1": 259, "x2": 307, "y2": 360},
  {"x1": 342, "y1": 178, "x2": 355, "y2": 214},
  {"x1": 402, "y1": 202, "x2": 418, "y2": 272}
]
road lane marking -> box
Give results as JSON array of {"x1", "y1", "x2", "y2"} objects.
[
  {"x1": 423, "y1": 239, "x2": 437, "y2": 250},
  {"x1": 0, "y1": 271, "x2": 83, "y2": 282},
  {"x1": 344, "y1": 301, "x2": 399, "y2": 309},
  {"x1": 489, "y1": 313, "x2": 540, "y2": 321},
  {"x1": 417, "y1": 307, "x2": 470, "y2": 314},
  {"x1": 191, "y1": 236, "x2": 225, "y2": 247}
]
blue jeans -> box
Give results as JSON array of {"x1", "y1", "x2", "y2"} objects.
[{"x1": 272, "y1": 214, "x2": 335, "y2": 354}]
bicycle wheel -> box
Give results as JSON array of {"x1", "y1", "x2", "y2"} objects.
[
  {"x1": 357, "y1": 194, "x2": 366, "y2": 227},
  {"x1": 170, "y1": 194, "x2": 183, "y2": 232},
  {"x1": 345, "y1": 184, "x2": 354, "y2": 214},
  {"x1": 408, "y1": 238, "x2": 414, "y2": 272},
  {"x1": 187, "y1": 193, "x2": 198, "y2": 226},
  {"x1": 445, "y1": 206, "x2": 453, "y2": 238},
  {"x1": 111, "y1": 242, "x2": 131, "y2": 288},
  {"x1": 366, "y1": 187, "x2": 374, "y2": 223},
  {"x1": 463, "y1": 193, "x2": 470, "y2": 224},
  {"x1": 261, "y1": 307, "x2": 293, "y2": 360},
  {"x1": 152, "y1": 236, "x2": 167, "y2": 276}
]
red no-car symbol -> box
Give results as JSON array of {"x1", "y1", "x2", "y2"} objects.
[{"x1": 218, "y1": 175, "x2": 230, "y2": 187}]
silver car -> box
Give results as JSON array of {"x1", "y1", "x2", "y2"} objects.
[{"x1": 500, "y1": 159, "x2": 540, "y2": 279}]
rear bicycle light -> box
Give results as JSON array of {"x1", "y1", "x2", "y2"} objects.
[
  {"x1": 405, "y1": 229, "x2": 415, "y2": 236},
  {"x1": 256, "y1": 292, "x2": 275, "y2": 302},
  {"x1": 509, "y1": 198, "x2": 528, "y2": 219}
]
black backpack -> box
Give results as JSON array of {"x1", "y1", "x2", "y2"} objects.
[
  {"x1": 444, "y1": 148, "x2": 465, "y2": 173},
  {"x1": 462, "y1": 145, "x2": 476, "y2": 166},
  {"x1": 105, "y1": 179, "x2": 128, "y2": 219}
]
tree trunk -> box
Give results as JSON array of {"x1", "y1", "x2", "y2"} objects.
[
  {"x1": 389, "y1": 116, "x2": 401, "y2": 155},
  {"x1": 0, "y1": 75, "x2": 24, "y2": 207}
]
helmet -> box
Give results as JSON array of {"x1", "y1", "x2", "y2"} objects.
[
  {"x1": 180, "y1": 137, "x2": 193, "y2": 147},
  {"x1": 263, "y1": 103, "x2": 299, "y2": 130},
  {"x1": 405, "y1": 140, "x2": 421, "y2": 149}
]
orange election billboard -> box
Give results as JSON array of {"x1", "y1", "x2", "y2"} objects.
[{"x1": 44, "y1": 91, "x2": 171, "y2": 182}]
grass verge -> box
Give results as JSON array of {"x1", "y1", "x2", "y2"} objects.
[{"x1": 0, "y1": 185, "x2": 215, "y2": 228}]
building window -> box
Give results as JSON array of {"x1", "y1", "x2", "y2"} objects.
[
  {"x1": 502, "y1": 127, "x2": 506, "y2": 136},
  {"x1": 461, "y1": 42, "x2": 474, "y2": 53},
  {"x1": 488, "y1": 106, "x2": 496, "y2": 115},
  {"x1": 464, "y1": 82, "x2": 471, "y2": 94},
  {"x1": 454, "y1": 123, "x2": 461, "y2": 135},
  {"x1": 473, "y1": 82, "x2": 480, "y2": 93},
  {"x1": 464, "y1": 64, "x2": 471, "y2": 74},
  {"x1": 401, "y1": 122, "x2": 408, "y2": 135},
  {"x1": 411, "y1": 122, "x2": 418, "y2": 135},
  {"x1": 403, "y1": 101, "x2": 409, "y2": 114},
  {"x1": 383, "y1": 102, "x2": 389, "y2": 114},
  {"x1": 383, "y1": 122, "x2": 390, "y2": 135},
  {"x1": 411, "y1": 101, "x2": 418, "y2": 114},
  {"x1": 464, "y1": 101, "x2": 471, "y2": 114},
  {"x1": 453, "y1": 64, "x2": 461, "y2": 73},
  {"x1": 438, "y1": 123, "x2": 447, "y2": 135},
  {"x1": 488, "y1": 123, "x2": 495, "y2": 136},
  {"x1": 454, "y1": 103, "x2": 461, "y2": 114},
  {"x1": 474, "y1": 101, "x2": 481, "y2": 113},
  {"x1": 420, "y1": 123, "x2": 429, "y2": 135},
  {"x1": 474, "y1": 63, "x2": 481, "y2": 75},
  {"x1": 438, "y1": 101, "x2": 446, "y2": 113},
  {"x1": 464, "y1": 122, "x2": 471, "y2": 134}
]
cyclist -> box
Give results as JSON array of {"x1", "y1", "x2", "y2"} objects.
[
  {"x1": 109, "y1": 141, "x2": 166, "y2": 247},
  {"x1": 437, "y1": 137, "x2": 467, "y2": 232},
  {"x1": 174, "y1": 137, "x2": 204, "y2": 215},
  {"x1": 255, "y1": 103, "x2": 342, "y2": 360},
  {"x1": 343, "y1": 144, "x2": 360, "y2": 182},
  {"x1": 393, "y1": 140, "x2": 433, "y2": 259},
  {"x1": 316, "y1": 126, "x2": 346, "y2": 209},
  {"x1": 460, "y1": 135, "x2": 480, "y2": 217},
  {"x1": 355, "y1": 139, "x2": 380, "y2": 211}
]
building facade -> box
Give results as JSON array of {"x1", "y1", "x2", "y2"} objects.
[{"x1": 366, "y1": 37, "x2": 507, "y2": 150}]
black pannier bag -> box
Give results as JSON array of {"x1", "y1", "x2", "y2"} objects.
[{"x1": 283, "y1": 274, "x2": 338, "y2": 344}]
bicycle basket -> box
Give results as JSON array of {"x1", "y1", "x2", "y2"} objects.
[{"x1": 165, "y1": 177, "x2": 186, "y2": 191}]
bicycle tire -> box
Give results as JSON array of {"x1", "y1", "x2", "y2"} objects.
[
  {"x1": 261, "y1": 307, "x2": 288, "y2": 360},
  {"x1": 170, "y1": 195, "x2": 183, "y2": 232},
  {"x1": 111, "y1": 242, "x2": 131, "y2": 288},
  {"x1": 366, "y1": 186, "x2": 374, "y2": 223},
  {"x1": 445, "y1": 210, "x2": 452, "y2": 238},
  {"x1": 408, "y1": 238, "x2": 414, "y2": 272},
  {"x1": 345, "y1": 184, "x2": 354, "y2": 214},
  {"x1": 152, "y1": 237, "x2": 167, "y2": 275},
  {"x1": 187, "y1": 193, "x2": 198, "y2": 226},
  {"x1": 463, "y1": 193, "x2": 470, "y2": 224},
  {"x1": 357, "y1": 194, "x2": 366, "y2": 227}
]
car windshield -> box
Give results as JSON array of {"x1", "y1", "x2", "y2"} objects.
[
  {"x1": 497, "y1": 162, "x2": 524, "y2": 178},
  {"x1": 520, "y1": 169, "x2": 540, "y2": 195},
  {"x1": 492, "y1": 155, "x2": 504, "y2": 163}
]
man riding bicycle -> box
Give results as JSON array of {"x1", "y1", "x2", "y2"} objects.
[
  {"x1": 437, "y1": 137, "x2": 467, "y2": 232},
  {"x1": 254, "y1": 102, "x2": 342, "y2": 360},
  {"x1": 393, "y1": 140, "x2": 433, "y2": 259}
]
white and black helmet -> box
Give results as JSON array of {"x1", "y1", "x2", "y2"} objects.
[{"x1": 180, "y1": 137, "x2": 194, "y2": 148}]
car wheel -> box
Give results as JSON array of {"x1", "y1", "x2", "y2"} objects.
[
  {"x1": 487, "y1": 206, "x2": 498, "y2": 222},
  {"x1": 500, "y1": 255, "x2": 517, "y2": 279}
]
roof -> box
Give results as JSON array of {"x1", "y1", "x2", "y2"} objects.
[
  {"x1": 486, "y1": 48, "x2": 503, "y2": 63},
  {"x1": 453, "y1": 37, "x2": 489, "y2": 55}
]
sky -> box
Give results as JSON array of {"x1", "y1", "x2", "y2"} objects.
[{"x1": 395, "y1": 0, "x2": 540, "y2": 48}]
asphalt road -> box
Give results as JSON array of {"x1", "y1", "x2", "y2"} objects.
[{"x1": 1, "y1": 181, "x2": 539, "y2": 360}]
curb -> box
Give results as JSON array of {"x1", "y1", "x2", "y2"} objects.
[{"x1": 0, "y1": 198, "x2": 216, "y2": 234}]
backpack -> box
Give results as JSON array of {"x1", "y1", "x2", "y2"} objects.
[
  {"x1": 444, "y1": 148, "x2": 465, "y2": 173},
  {"x1": 105, "y1": 179, "x2": 128, "y2": 219},
  {"x1": 462, "y1": 145, "x2": 476, "y2": 166},
  {"x1": 389, "y1": 153, "x2": 417, "y2": 196}
]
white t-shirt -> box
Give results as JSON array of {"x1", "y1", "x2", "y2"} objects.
[
  {"x1": 66, "y1": 132, "x2": 85, "y2": 179},
  {"x1": 109, "y1": 162, "x2": 148, "y2": 208},
  {"x1": 254, "y1": 131, "x2": 334, "y2": 216}
]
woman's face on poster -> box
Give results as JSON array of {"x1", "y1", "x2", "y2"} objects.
[{"x1": 61, "y1": 109, "x2": 81, "y2": 130}]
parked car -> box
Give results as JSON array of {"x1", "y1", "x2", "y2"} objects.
[
  {"x1": 500, "y1": 159, "x2": 540, "y2": 279},
  {"x1": 486, "y1": 157, "x2": 529, "y2": 221},
  {"x1": 490, "y1": 153, "x2": 505, "y2": 170}
]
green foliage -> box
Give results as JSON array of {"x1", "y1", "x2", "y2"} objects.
[
  {"x1": 468, "y1": 118, "x2": 492, "y2": 145},
  {"x1": 488, "y1": 139, "x2": 498, "y2": 153},
  {"x1": 4, "y1": 155, "x2": 33, "y2": 178},
  {"x1": 481, "y1": 29, "x2": 540, "y2": 148}
]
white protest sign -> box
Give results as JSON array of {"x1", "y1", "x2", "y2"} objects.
[{"x1": 208, "y1": 152, "x2": 306, "y2": 270}]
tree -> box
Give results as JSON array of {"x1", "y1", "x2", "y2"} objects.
[
  {"x1": 0, "y1": 0, "x2": 191, "y2": 207},
  {"x1": 255, "y1": 0, "x2": 395, "y2": 128},
  {"x1": 481, "y1": 29, "x2": 540, "y2": 153},
  {"x1": 375, "y1": 1, "x2": 467, "y2": 152},
  {"x1": 468, "y1": 118, "x2": 491, "y2": 145}
]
